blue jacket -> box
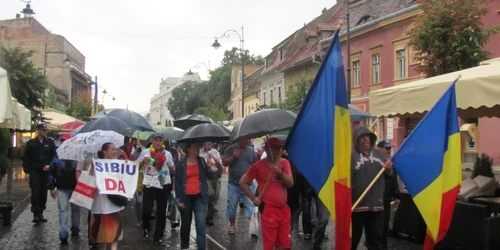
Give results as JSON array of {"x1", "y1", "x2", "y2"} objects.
[{"x1": 175, "y1": 156, "x2": 209, "y2": 204}]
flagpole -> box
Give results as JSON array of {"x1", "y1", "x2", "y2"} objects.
[{"x1": 352, "y1": 167, "x2": 386, "y2": 211}]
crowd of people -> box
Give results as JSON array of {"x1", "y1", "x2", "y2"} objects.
[{"x1": 22, "y1": 123, "x2": 401, "y2": 250}]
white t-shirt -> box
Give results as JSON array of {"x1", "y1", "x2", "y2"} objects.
[
  {"x1": 199, "y1": 148, "x2": 222, "y2": 172},
  {"x1": 137, "y1": 149, "x2": 174, "y2": 185}
]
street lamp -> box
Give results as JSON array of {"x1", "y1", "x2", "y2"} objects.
[
  {"x1": 187, "y1": 61, "x2": 211, "y2": 78},
  {"x1": 345, "y1": 0, "x2": 352, "y2": 104},
  {"x1": 212, "y1": 27, "x2": 245, "y2": 117},
  {"x1": 20, "y1": 1, "x2": 35, "y2": 18}
]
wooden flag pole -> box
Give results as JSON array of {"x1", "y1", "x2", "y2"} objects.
[{"x1": 352, "y1": 167, "x2": 386, "y2": 211}]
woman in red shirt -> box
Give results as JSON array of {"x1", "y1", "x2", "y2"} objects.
[{"x1": 175, "y1": 142, "x2": 210, "y2": 250}]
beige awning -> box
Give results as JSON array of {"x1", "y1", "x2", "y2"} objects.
[
  {"x1": 41, "y1": 109, "x2": 81, "y2": 127},
  {"x1": 0, "y1": 67, "x2": 16, "y2": 128},
  {"x1": 369, "y1": 60, "x2": 500, "y2": 118}
]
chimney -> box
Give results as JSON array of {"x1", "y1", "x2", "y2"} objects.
[{"x1": 16, "y1": 14, "x2": 20, "y2": 19}]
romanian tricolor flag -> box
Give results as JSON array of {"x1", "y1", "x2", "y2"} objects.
[
  {"x1": 392, "y1": 79, "x2": 461, "y2": 249},
  {"x1": 285, "y1": 29, "x2": 352, "y2": 250}
]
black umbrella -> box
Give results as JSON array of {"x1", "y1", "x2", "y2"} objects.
[
  {"x1": 229, "y1": 108, "x2": 297, "y2": 144},
  {"x1": 106, "y1": 109, "x2": 154, "y2": 132},
  {"x1": 348, "y1": 104, "x2": 373, "y2": 121},
  {"x1": 156, "y1": 128, "x2": 184, "y2": 140},
  {"x1": 78, "y1": 116, "x2": 131, "y2": 134},
  {"x1": 177, "y1": 123, "x2": 230, "y2": 143},
  {"x1": 173, "y1": 114, "x2": 215, "y2": 130}
]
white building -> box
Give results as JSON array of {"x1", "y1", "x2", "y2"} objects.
[{"x1": 149, "y1": 72, "x2": 201, "y2": 125}]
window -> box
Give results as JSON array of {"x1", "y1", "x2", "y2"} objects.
[
  {"x1": 353, "y1": 60, "x2": 360, "y2": 87},
  {"x1": 263, "y1": 92, "x2": 266, "y2": 105},
  {"x1": 396, "y1": 49, "x2": 406, "y2": 79},
  {"x1": 372, "y1": 54, "x2": 380, "y2": 84},
  {"x1": 270, "y1": 89, "x2": 274, "y2": 103},
  {"x1": 278, "y1": 86, "x2": 282, "y2": 101}
]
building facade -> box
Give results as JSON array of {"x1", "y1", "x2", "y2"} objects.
[
  {"x1": 227, "y1": 65, "x2": 262, "y2": 123},
  {"x1": 0, "y1": 16, "x2": 93, "y2": 106},
  {"x1": 244, "y1": 67, "x2": 263, "y2": 116},
  {"x1": 149, "y1": 72, "x2": 201, "y2": 126}
]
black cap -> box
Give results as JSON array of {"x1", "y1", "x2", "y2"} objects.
[
  {"x1": 377, "y1": 139, "x2": 393, "y2": 148},
  {"x1": 36, "y1": 124, "x2": 48, "y2": 130}
]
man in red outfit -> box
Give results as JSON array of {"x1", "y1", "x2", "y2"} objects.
[{"x1": 240, "y1": 137, "x2": 294, "y2": 250}]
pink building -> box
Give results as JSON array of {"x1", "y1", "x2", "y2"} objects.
[{"x1": 322, "y1": 0, "x2": 500, "y2": 165}]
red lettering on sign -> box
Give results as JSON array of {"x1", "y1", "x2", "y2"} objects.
[
  {"x1": 105, "y1": 179, "x2": 117, "y2": 190},
  {"x1": 118, "y1": 181, "x2": 126, "y2": 193}
]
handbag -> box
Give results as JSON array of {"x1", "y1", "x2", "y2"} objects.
[
  {"x1": 200, "y1": 158, "x2": 215, "y2": 196},
  {"x1": 107, "y1": 194, "x2": 129, "y2": 207},
  {"x1": 70, "y1": 170, "x2": 97, "y2": 210}
]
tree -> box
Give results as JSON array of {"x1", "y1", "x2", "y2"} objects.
[
  {"x1": 281, "y1": 75, "x2": 311, "y2": 113},
  {"x1": 46, "y1": 85, "x2": 66, "y2": 112},
  {"x1": 66, "y1": 91, "x2": 92, "y2": 121},
  {"x1": 194, "y1": 105, "x2": 229, "y2": 122},
  {"x1": 0, "y1": 128, "x2": 11, "y2": 176},
  {"x1": 0, "y1": 46, "x2": 49, "y2": 125},
  {"x1": 472, "y1": 153, "x2": 494, "y2": 178},
  {"x1": 167, "y1": 81, "x2": 207, "y2": 119},
  {"x1": 221, "y1": 47, "x2": 265, "y2": 66},
  {"x1": 409, "y1": 0, "x2": 500, "y2": 77}
]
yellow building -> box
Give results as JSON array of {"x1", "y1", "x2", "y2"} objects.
[
  {"x1": 228, "y1": 65, "x2": 263, "y2": 124},
  {"x1": 244, "y1": 67, "x2": 264, "y2": 117}
]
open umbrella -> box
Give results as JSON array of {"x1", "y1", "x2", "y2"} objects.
[
  {"x1": 229, "y1": 108, "x2": 297, "y2": 144},
  {"x1": 60, "y1": 121, "x2": 86, "y2": 130},
  {"x1": 157, "y1": 127, "x2": 184, "y2": 140},
  {"x1": 78, "y1": 116, "x2": 130, "y2": 135},
  {"x1": 89, "y1": 109, "x2": 116, "y2": 120},
  {"x1": 348, "y1": 104, "x2": 373, "y2": 121},
  {"x1": 107, "y1": 109, "x2": 154, "y2": 132},
  {"x1": 173, "y1": 114, "x2": 215, "y2": 130},
  {"x1": 177, "y1": 123, "x2": 230, "y2": 143},
  {"x1": 57, "y1": 130, "x2": 124, "y2": 161}
]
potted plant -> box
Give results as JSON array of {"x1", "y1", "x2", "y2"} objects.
[{"x1": 471, "y1": 153, "x2": 495, "y2": 179}]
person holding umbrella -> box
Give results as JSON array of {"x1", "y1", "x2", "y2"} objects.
[
  {"x1": 223, "y1": 139, "x2": 257, "y2": 235},
  {"x1": 175, "y1": 141, "x2": 210, "y2": 250}
]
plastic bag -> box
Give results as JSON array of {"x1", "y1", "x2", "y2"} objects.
[{"x1": 249, "y1": 207, "x2": 260, "y2": 236}]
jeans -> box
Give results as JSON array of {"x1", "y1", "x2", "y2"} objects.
[
  {"x1": 207, "y1": 178, "x2": 221, "y2": 221},
  {"x1": 57, "y1": 189, "x2": 80, "y2": 239},
  {"x1": 142, "y1": 185, "x2": 172, "y2": 241},
  {"x1": 180, "y1": 194, "x2": 207, "y2": 250},
  {"x1": 226, "y1": 183, "x2": 255, "y2": 219},
  {"x1": 135, "y1": 191, "x2": 143, "y2": 222},
  {"x1": 311, "y1": 196, "x2": 330, "y2": 247},
  {"x1": 352, "y1": 211, "x2": 384, "y2": 250},
  {"x1": 29, "y1": 170, "x2": 49, "y2": 216}
]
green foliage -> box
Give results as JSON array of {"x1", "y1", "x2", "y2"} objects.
[
  {"x1": 194, "y1": 105, "x2": 229, "y2": 122},
  {"x1": 0, "y1": 46, "x2": 49, "y2": 126},
  {"x1": 169, "y1": 47, "x2": 264, "y2": 118},
  {"x1": 281, "y1": 75, "x2": 311, "y2": 113},
  {"x1": 66, "y1": 91, "x2": 92, "y2": 121},
  {"x1": 45, "y1": 85, "x2": 66, "y2": 112},
  {"x1": 0, "y1": 128, "x2": 11, "y2": 176},
  {"x1": 471, "y1": 153, "x2": 494, "y2": 178},
  {"x1": 409, "y1": 0, "x2": 500, "y2": 77}
]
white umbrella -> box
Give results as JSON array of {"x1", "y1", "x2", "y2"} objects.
[{"x1": 57, "y1": 130, "x2": 124, "y2": 161}]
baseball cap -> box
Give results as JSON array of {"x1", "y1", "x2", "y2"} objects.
[
  {"x1": 152, "y1": 133, "x2": 164, "y2": 139},
  {"x1": 36, "y1": 124, "x2": 48, "y2": 131},
  {"x1": 265, "y1": 137, "x2": 283, "y2": 149},
  {"x1": 377, "y1": 139, "x2": 393, "y2": 148}
]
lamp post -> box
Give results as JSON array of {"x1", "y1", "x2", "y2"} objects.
[
  {"x1": 187, "y1": 61, "x2": 211, "y2": 79},
  {"x1": 212, "y1": 27, "x2": 245, "y2": 117},
  {"x1": 345, "y1": 0, "x2": 352, "y2": 104}
]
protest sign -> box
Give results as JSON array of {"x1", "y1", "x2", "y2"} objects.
[
  {"x1": 93, "y1": 159, "x2": 139, "y2": 199},
  {"x1": 142, "y1": 165, "x2": 171, "y2": 189}
]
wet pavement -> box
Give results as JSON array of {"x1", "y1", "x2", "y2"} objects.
[{"x1": 0, "y1": 171, "x2": 422, "y2": 250}]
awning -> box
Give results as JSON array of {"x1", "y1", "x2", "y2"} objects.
[
  {"x1": 0, "y1": 66, "x2": 15, "y2": 128},
  {"x1": 369, "y1": 59, "x2": 500, "y2": 118},
  {"x1": 41, "y1": 109, "x2": 81, "y2": 127}
]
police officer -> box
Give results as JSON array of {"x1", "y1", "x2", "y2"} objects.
[{"x1": 23, "y1": 123, "x2": 57, "y2": 223}]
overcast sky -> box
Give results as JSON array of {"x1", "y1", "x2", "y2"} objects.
[{"x1": 2, "y1": 0, "x2": 337, "y2": 113}]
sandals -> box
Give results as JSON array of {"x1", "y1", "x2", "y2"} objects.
[{"x1": 228, "y1": 226, "x2": 236, "y2": 235}]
